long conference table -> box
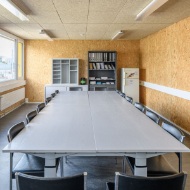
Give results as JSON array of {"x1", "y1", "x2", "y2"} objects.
[{"x1": 3, "y1": 91, "x2": 190, "y2": 177}]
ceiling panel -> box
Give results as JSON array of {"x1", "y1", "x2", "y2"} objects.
[
  {"x1": 59, "y1": 10, "x2": 88, "y2": 23},
  {"x1": 53, "y1": 0, "x2": 89, "y2": 11},
  {"x1": 0, "y1": 0, "x2": 190, "y2": 40},
  {"x1": 88, "y1": 11, "x2": 118, "y2": 23},
  {"x1": 89, "y1": 0, "x2": 127, "y2": 12}
]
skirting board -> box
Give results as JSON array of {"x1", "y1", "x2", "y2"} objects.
[{"x1": 140, "y1": 81, "x2": 190, "y2": 101}]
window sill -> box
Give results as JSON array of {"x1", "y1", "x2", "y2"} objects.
[{"x1": 0, "y1": 80, "x2": 26, "y2": 93}]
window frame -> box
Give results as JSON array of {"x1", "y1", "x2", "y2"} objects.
[{"x1": 0, "y1": 29, "x2": 24, "y2": 83}]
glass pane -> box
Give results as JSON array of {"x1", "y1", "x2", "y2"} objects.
[
  {"x1": 0, "y1": 36, "x2": 15, "y2": 82},
  {"x1": 18, "y1": 42, "x2": 23, "y2": 78}
]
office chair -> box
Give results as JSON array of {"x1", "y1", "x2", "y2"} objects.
[
  {"x1": 124, "y1": 96, "x2": 133, "y2": 104},
  {"x1": 36, "y1": 103, "x2": 45, "y2": 113},
  {"x1": 145, "y1": 110, "x2": 160, "y2": 124},
  {"x1": 51, "y1": 93, "x2": 56, "y2": 98},
  {"x1": 7, "y1": 122, "x2": 45, "y2": 190},
  {"x1": 16, "y1": 172, "x2": 87, "y2": 190},
  {"x1": 26, "y1": 110, "x2": 37, "y2": 124},
  {"x1": 125, "y1": 122, "x2": 185, "y2": 177},
  {"x1": 134, "y1": 102, "x2": 145, "y2": 112},
  {"x1": 55, "y1": 90, "x2": 59, "y2": 94},
  {"x1": 45, "y1": 97, "x2": 52, "y2": 104},
  {"x1": 106, "y1": 172, "x2": 187, "y2": 190}
]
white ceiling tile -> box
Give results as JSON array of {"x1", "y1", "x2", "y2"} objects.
[
  {"x1": 59, "y1": 11, "x2": 88, "y2": 23},
  {"x1": 41, "y1": 24, "x2": 66, "y2": 30},
  {"x1": 88, "y1": 11, "x2": 118, "y2": 23},
  {"x1": 86, "y1": 32, "x2": 104, "y2": 40},
  {"x1": 86, "y1": 24, "x2": 110, "y2": 33},
  {"x1": 53, "y1": 0, "x2": 89, "y2": 11},
  {"x1": 30, "y1": 12, "x2": 61, "y2": 24},
  {"x1": 89, "y1": 0, "x2": 127, "y2": 12},
  {"x1": 67, "y1": 32, "x2": 85, "y2": 40},
  {"x1": 64, "y1": 24, "x2": 86, "y2": 33}
]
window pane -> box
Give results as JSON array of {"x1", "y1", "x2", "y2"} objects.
[
  {"x1": 18, "y1": 42, "x2": 23, "y2": 78},
  {"x1": 0, "y1": 36, "x2": 15, "y2": 82}
]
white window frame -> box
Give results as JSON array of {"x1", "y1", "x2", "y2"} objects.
[{"x1": 0, "y1": 29, "x2": 25, "y2": 89}]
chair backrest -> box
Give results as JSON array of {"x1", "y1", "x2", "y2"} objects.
[
  {"x1": 70, "y1": 87, "x2": 82, "y2": 91},
  {"x1": 162, "y1": 122, "x2": 185, "y2": 143},
  {"x1": 125, "y1": 96, "x2": 133, "y2": 104},
  {"x1": 134, "y1": 102, "x2": 145, "y2": 112},
  {"x1": 145, "y1": 110, "x2": 160, "y2": 124},
  {"x1": 46, "y1": 97, "x2": 52, "y2": 104},
  {"x1": 16, "y1": 172, "x2": 87, "y2": 190},
  {"x1": 37, "y1": 103, "x2": 45, "y2": 113},
  {"x1": 115, "y1": 172, "x2": 187, "y2": 190},
  {"x1": 55, "y1": 90, "x2": 59, "y2": 94},
  {"x1": 51, "y1": 93, "x2": 56, "y2": 98},
  {"x1": 7, "y1": 122, "x2": 25, "y2": 142},
  {"x1": 26, "y1": 110, "x2": 37, "y2": 124}
]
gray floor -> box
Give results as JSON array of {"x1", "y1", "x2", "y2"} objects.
[{"x1": 0, "y1": 103, "x2": 190, "y2": 190}]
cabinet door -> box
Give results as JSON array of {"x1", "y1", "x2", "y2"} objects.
[{"x1": 70, "y1": 59, "x2": 78, "y2": 84}]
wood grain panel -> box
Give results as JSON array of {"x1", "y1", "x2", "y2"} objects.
[
  {"x1": 140, "y1": 16, "x2": 190, "y2": 132},
  {"x1": 25, "y1": 40, "x2": 140, "y2": 102}
]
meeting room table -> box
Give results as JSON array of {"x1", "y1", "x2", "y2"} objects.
[{"x1": 3, "y1": 91, "x2": 190, "y2": 177}]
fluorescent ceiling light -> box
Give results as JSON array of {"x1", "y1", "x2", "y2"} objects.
[
  {"x1": 39, "y1": 30, "x2": 53, "y2": 41},
  {"x1": 0, "y1": 0, "x2": 29, "y2": 21},
  {"x1": 136, "y1": 0, "x2": 168, "y2": 21},
  {"x1": 112, "y1": 31, "x2": 124, "y2": 40}
]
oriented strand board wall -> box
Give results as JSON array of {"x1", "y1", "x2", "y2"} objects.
[
  {"x1": 140, "y1": 16, "x2": 190, "y2": 132},
  {"x1": 25, "y1": 40, "x2": 139, "y2": 102}
]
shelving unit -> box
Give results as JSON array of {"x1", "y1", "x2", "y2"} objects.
[
  {"x1": 88, "y1": 51, "x2": 117, "y2": 91},
  {"x1": 52, "y1": 58, "x2": 79, "y2": 84}
]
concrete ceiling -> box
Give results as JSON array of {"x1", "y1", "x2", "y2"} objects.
[{"x1": 0, "y1": 0, "x2": 190, "y2": 40}]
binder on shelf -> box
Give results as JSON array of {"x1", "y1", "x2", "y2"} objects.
[
  {"x1": 105, "y1": 65, "x2": 108, "y2": 69},
  {"x1": 111, "y1": 64, "x2": 115, "y2": 69},
  {"x1": 96, "y1": 62, "x2": 100, "y2": 70},
  {"x1": 108, "y1": 64, "x2": 112, "y2": 69},
  {"x1": 100, "y1": 62, "x2": 104, "y2": 69},
  {"x1": 89, "y1": 63, "x2": 93, "y2": 70},
  {"x1": 93, "y1": 63, "x2": 96, "y2": 69},
  {"x1": 96, "y1": 81, "x2": 102, "y2": 85},
  {"x1": 90, "y1": 81, "x2": 96, "y2": 84}
]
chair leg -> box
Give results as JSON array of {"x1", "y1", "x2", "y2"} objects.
[
  {"x1": 10, "y1": 153, "x2": 13, "y2": 190},
  {"x1": 122, "y1": 156, "x2": 126, "y2": 173},
  {"x1": 115, "y1": 157, "x2": 117, "y2": 165},
  {"x1": 60, "y1": 157, "x2": 64, "y2": 177}
]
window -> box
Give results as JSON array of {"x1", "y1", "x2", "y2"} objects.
[
  {"x1": 18, "y1": 42, "x2": 23, "y2": 78},
  {"x1": 0, "y1": 35, "x2": 15, "y2": 82}
]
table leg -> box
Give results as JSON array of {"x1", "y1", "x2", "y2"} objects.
[
  {"x1": 44, "y1": 153, "x2": 57, "y2": 177},
  {"x1": 134, "y1": 153, "x2": 147, "y2": 177}
]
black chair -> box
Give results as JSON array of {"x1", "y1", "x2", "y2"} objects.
[
  {"x1": 36, "y1": 103, "x2": 45, "y2": 113},
  {"x1": 55, "y1": 90, "x2": 59, "y2": 94},
  {"x1": 26, "y1": 110, "x2": 37, "y2": 124},
  {"x1": 16, "y1": 172, "x2": 87, "y2": 190},
  {"x1": 51, "y1": 93, "x2": 56, "y2": 98},
  {"x1": 120, "y1": 93, "x2": 125, "y2": 98},
  {"x1": 45, "y1": 97, "x2": 52, "y2": 104},
  {"x1": 124, "y1": 96, "x2": 133, "y2": 104},
  {"x1": 125, "y1": 122, "x2": 185, "y2": 177},
  {"x1": 145, "y1": 110, "x2": 160, "y2": 124},
  {"x1": 106, "y1": 172, "x2": 187, "y2": 190},
  {"x1": 134, "y1": 102, "x2": 145, "y2": 112},
  {"x1": 7, "y1": 122, "x2": 45, "y2": 190}
]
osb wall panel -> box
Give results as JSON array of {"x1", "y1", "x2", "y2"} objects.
[
  {"x1": 25, "y1": 40, "x2": 139, "y2": 102},
  {"x1": 140, "y1": 16, "x2": 190, "y2": 132},
  {"x1": 140, "y1": 16, "x2": 190, "y2": 91},
  {"x1": 140, "y1": 87, "x2": 190, "y2": 132}
]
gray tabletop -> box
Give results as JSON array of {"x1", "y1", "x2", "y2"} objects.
[{"x1": 3, "y1": 91, "x2": 189, "y2": 154}]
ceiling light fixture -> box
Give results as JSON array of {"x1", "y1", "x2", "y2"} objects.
[
  {"x1": 136, "y1": 0, "x2": 168, "y2": 21},
  {"x1": 39, "y1": 30, "x2": 53, "y2": 41},
  {"x1": 112, "y1": 30, "x2": 124, "y2": 40},
  {"x1": 0, "y1": 0, "x2": 29, "y2": 21}
]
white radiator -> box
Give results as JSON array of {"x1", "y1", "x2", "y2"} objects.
[{"x1": 0, "y1": 88, "x2": 25, "y2": 111}]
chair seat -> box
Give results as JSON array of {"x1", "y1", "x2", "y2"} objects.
[
  {"x1": 13, "y1": 154, "x2": 45, "y2": 178},
  {"x1": 127, "y1": 155, "x2": 178, "y2": 177}
]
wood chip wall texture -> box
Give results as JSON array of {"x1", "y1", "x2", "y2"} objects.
[
  {"x1": 24, "y1": 40, "x2": 139, "y2": 102},
  {"x1": 140, "y1": 16, "x2": 190, "y2": 132}
]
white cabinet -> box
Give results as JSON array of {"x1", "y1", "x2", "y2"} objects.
[{"x1": 52, "y1": 58, "x2": 79, "y2": 84}]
